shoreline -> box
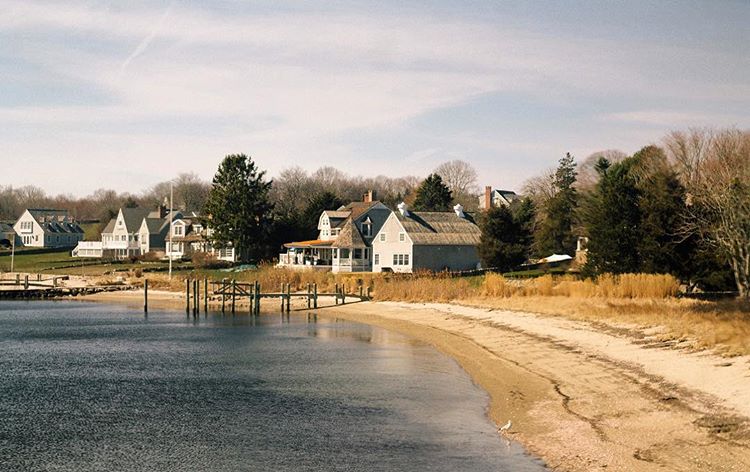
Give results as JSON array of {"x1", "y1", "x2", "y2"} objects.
[{"x1": 47, "y1": 291, "x2": 750, "y2": 470}]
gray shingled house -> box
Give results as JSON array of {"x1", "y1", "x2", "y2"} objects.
[
  {"x1": 371, "y1": 202, "x2": 481, "y2": 273},
  {"x1": 13, "y1": 209, "x2": 85, "y2": 248}
]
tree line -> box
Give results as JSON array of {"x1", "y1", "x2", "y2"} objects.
[{"x1": 478, "y1": 128, "x2": 749, "y2": 298}]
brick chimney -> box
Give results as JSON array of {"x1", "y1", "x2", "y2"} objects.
[
  {"x1": 484, "y1": 186, "x2": 492, "y2": 210},
  {"x1": 363, "y1": 190, "x2": 374, "y2": 203}
]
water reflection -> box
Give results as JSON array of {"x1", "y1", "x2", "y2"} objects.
[{"x1": 0, "y1": 300, "x2": 547, "y2": 472}]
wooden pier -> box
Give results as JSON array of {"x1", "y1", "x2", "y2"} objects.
[{"x1": 177, "y1": 279, "x2": 371, "y2": 316}]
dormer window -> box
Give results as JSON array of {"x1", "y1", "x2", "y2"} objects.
[
  {"x1": 362, "y1": 218, "x2": 372, "y2": 237},
  {"x1": 174, "y1": 225, "x2": 183, "y2": 236}
]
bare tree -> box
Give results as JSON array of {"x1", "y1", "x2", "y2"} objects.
[
  {"x1": 667, "y1": 128, "x2": 750, "y2": 298},
  {"x1": 434, "y1": 160, "x2": 478, "y2": 196},
  {"x1": 577, "y1": 149, "x2": 627, "y2": 190}
]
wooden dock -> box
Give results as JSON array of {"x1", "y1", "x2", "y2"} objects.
[{"x1": 178, "y1": 279, "x2": 371, "y2": 316}]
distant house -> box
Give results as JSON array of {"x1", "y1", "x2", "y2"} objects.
[
  {"x1": 138, "y1": 206, "x2": 177, "y2": 257},
  {"x1": 165, "y1": 217, "x2": 236, "y2": 262},
  {"x1": 278, "y1": 191, "x2": 391, "y2": 272},
  {"x1": 74, "y1": 206, "x2": 180, "y2": 260},
  {"x1": 0, "y1": 223, "x2": 15, "y2": 247},
  {"x1": 478, "y1": 186, "x2": 520, "y2": 210},
  {"x1": 13, "y1": 209, "x2": 85, "y2": 248},
  {"x1": 371, "y1": 203, "x2": 481, "y2": 273}
]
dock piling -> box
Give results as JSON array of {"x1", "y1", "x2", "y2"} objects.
[
  {"x1": 313, "y1": 283, "x2": 318, "y2": 309},
  {"x1": 231, "y1": 279, "x2": 236, "y2": 314},
  {"x1": 185, "y1": 278, "x2": 190, "y2": 313},
  {"x1": 203, "y1": 278, "x2": 208, "y2": 313},
  {"x1": 144, "y1": 279, "x2": 148, "y2": 314}
]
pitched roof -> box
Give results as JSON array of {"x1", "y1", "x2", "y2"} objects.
[
  {"x1": 121, "y1": 208, "x2": 151, "y2": 232},
  {"x1": 143, "y1": 217, "x2": 165, "y2": 233},
  {"x1": 331, "y1": 219, "x2": 367, "y2": 248},
  {"x1": 342, "y1": 201, "x2": 381, "y2": 220},
  {"x1": 394, "y1": 211, "x2": 480, "y2": 246},
  {"x1": 101, "y1": 218, "x2": 116, "y2": 234}
]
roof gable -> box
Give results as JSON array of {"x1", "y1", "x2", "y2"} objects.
[{"x1": 393, "y1": 211, "x2": 480, "y2": 246}]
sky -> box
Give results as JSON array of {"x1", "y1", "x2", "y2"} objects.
[{"x1": 1, "y1": 0, "x2": 749, "y2": 196}]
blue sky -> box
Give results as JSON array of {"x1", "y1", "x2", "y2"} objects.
[{"x1": 1, "y1": 0, "x2": 748, "y2": 196}]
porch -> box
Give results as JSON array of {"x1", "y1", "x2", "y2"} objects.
[{"x1": 277, "y1": 240, "x2": 334, "y2": 270}]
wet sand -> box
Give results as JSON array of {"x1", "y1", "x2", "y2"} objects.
[{"x1": 83, "y1": 290, "x2": 750, "y2": 471}]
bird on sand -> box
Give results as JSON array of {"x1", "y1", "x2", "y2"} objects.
[{"x1": 498, "y1": 420, "x2": 512, "y2": 433}]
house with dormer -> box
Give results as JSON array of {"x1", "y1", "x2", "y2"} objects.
[
  {"x1": 165, "y1": 216, "x2": 237, "y2": 262},
  {"x1": 278, "y1": 191, "x2": 391, "y2": 272},
  {"x1": 13, "y1": 209, "x2": 85, "y2": 248},
  {"x1": 371, "y1": 202, "x2": 481, "y2": 273}
]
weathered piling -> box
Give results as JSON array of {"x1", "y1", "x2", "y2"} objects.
[
  {"x1": 255, "y1": 281, "x2": 261, "y2": 314},
  {"x1": 144, "y1": 279, "x2": 148, "y2": 314},
  {"x1": 286, "y1": 283, "x2": 291, "y2": 313},
  {"x1": 307, "y1": 283, "x2": 311, "y2": 309},
  {"x1": 231, "y1": 279, "x2": 236, "y2": 314},
  {"x1": 193, "y1": 279, "x2": 199, "y2": 316},
  {"x1": 221, "y1": 279, "x2": 226, "y2": 314},
  {"x1": 185, "y1": 278, "x2": 190, "y2": 313},
  {"x1": 203, "y1": 278, "x2": 208, "y2": 313},
  {"x1": 313, "y1": 283, "x2": 318, "y2": 309}
]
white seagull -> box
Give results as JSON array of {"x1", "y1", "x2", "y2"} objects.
[{"x1": 498, "y1": 420, "x2": 512, "y2": 433}]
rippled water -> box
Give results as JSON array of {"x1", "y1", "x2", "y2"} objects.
[{"x1": 0, "y1": 301, "x2": 547, "y2": 471}]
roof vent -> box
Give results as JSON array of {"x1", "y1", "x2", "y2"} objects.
[
  {"x1": 397, "y1": 202, "x2": 409, "y2": 216},
  {"x1": 454, "y1": 203, "x2": 465, "y2": 218}
]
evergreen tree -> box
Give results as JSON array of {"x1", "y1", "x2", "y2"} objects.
[
  {"x1": 413, "y1": 174, "x2": 452, "y2": 211},
  {"x1": 535, "y1": 153, "x2": 578, "y2": 256},
  {"x1": 204, "y1": 154, "x2": 273, "y2": 262},
  {"x1": 583, "y1": 157, "x2": 642, "y2": 274},
  {"x1": 479, "y1": 203, "x2": 533, "y2": 271},
  {"x1": 630, "y1": 146, "x2": 692, "y2": 277}
]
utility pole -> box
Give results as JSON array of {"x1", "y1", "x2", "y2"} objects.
[
  {"x1": 169, "y1": 181, "x2": 174, "y2": 280},
  {"x1": 10, "y1": 232, "x2": 15, "y2": 273}
]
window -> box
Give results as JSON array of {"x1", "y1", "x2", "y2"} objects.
[
  {"x1": 399, "y1": 232, "x2": 405, "y2": 242},
  {"x1": 362, "y1": 221, "x2": 372, "y2": 237},
  {"x1": 340, "y1": 249, "x2": 350, "y2": 259},
  {"x1": 354, "y1": 248, "x2": 362, "y2": 259},
  {"x1": 380, "y1": 233, "x2": 386, "y2": 242},
  {"x1": 393, "y1": 254, "x2": 398, "y2": 265},
  {"x1": 404, "y1": 254, "x2": 409, "y2": 265},
  {"x1": 398, "y1": 254, "x2": 404, "y2": 265},
  {"x1": 364, "y1": 248, "x2": 369, "y2": 259},
  {"x1": 374, "y1": 253, "x2": 380, "y2": 265},
  {"x1": 174, "y1": 225, "x2": 183, "y2": 236},
  {"x1": 118, "y1": 220, "x2": 123, "y2": 226}
]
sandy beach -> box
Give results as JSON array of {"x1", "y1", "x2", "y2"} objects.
[{"x1": 82, "y1": 290, "x2": 750, "y2": 471}]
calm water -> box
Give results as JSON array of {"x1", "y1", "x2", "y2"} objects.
[{"x1": 0, "y1": 301, "x2": 547, "y2": 471}]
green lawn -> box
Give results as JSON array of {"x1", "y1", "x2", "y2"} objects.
[{"x1": 0, "y1": 248, "x2": 174, "y2": 275}]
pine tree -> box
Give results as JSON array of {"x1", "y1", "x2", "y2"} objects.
[
  {"x1": 413, "y1": 174, "x2": 452, "y2": 211},
  {"x1": 535, "y1": 153, "x2": 578, "y2": 256},
  {"x1": 479, "y1": 204, "x2": 533, "y2": 271},
  {"x1": 204, "y1": 154, "x2": 273, "y2": 262},
  {"x1": 582, "y1": 157, "x2": 641, "y2": 274}
]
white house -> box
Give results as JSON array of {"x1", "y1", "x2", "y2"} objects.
[
  {"x1": 74, "y1": 206, "x2": 176, "y2": 259},
  {"x1": 165, "y1": 217, "x2": 236, "y2": 262},
  {"x1": 13, "y1": 209, "x2": 84, "y2": 248},
  {"x1": 371, "y1": 203, "x2": 481, "y2": 273},
  {"x1": 278, "y1": 192, "x2": 391, "y2": 272},
  {"x1": 478, "y1": 186, "x2": 520, "y2": 210}
]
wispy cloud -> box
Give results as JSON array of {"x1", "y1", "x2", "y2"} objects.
[
  {"x1": 120, "y1": 1, "x2": 175, "y2": 73},
  {"x1": 0, "y1": 0, "x2": 748, "y2": 195}
]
